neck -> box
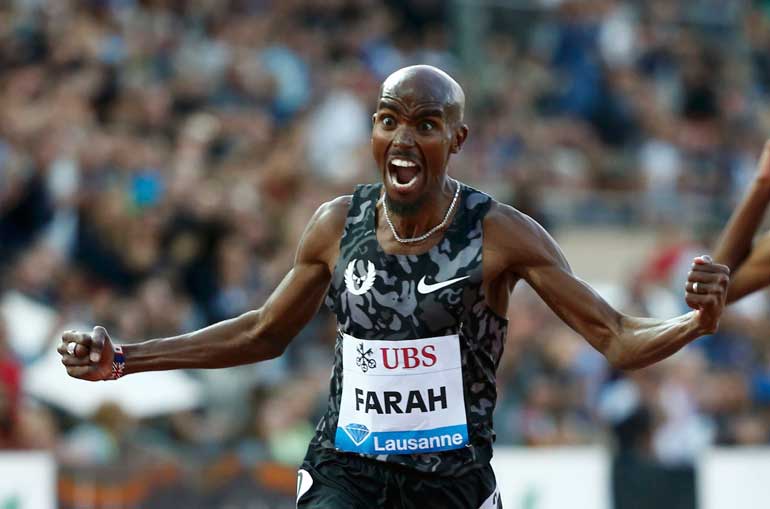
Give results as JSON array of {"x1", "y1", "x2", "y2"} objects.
[{"x1": 382, "y1": 178, "x2": 458, "y2": 241}]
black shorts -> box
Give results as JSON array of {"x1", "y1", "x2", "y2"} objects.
[{"x1": 296, "y1": 447, "x2": 501, "y2": 509}]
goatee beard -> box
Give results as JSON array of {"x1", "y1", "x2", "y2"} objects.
[{"x1": 384, "y1": 194, "x2": 424, "y2": 216}]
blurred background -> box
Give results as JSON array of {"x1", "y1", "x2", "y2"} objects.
[{"x1": 1, "y1": 0, "x2": 770, "y2": 508}]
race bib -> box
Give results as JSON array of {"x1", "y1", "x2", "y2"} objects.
[{"x1": 335, "y1": 333, "x2": 469, "y2": 455}]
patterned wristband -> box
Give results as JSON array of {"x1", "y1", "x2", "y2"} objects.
[{"x1": 111, "y1": 345, "x2": 126, "y2": 380}]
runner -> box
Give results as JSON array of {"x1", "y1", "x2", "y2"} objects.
[{"x1": 58, "y1": 65, "x2": 730, "y2": 509}]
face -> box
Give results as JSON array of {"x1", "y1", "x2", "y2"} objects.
[{"x1": 371, "y1": 68, "x2": 467, "y2": 214}]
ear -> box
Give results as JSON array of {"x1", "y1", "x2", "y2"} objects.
[
  {"x1": 372, "y1": 113, "x2": 377, "y2": 125},
  {"x1": 450, "y1": 124, "x2": 469, "y2": 154}
]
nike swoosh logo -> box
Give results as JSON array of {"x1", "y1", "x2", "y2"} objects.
[{"x1": 417, "y1": 275, "x2": 470, "y2": 294}]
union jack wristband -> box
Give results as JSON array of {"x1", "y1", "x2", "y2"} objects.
[{"x1": 110, "y1": 346, "x2": 126, "y2": 380}]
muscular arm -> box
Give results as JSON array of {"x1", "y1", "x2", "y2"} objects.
[
  {"x1": 713, "y1": 141, "x2": 770, "y2": 303},
  {"x1": 487, "y1": 203, "x2": 728, "y2": 371},
  {"x1": 60, "y1": 196, "x2": 350, "y2": 379}
]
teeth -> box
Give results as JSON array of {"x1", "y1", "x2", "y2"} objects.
[{"x1": 392, "y1": 158, "x2": 417, "y2": 167}]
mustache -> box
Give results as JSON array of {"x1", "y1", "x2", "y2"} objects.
[{"x1": 388, "y1": 152, "x2": 421, "y2": 163}]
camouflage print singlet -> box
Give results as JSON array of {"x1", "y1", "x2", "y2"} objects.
[{"x1": 308, "y1": 182, "x2": 508, "y2": 476}]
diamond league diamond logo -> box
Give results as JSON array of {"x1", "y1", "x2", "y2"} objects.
[{"x1": 342, "y1": 423, "x2": 371, "y2": 446}]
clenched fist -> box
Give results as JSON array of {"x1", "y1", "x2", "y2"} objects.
[
  {"x1": 685, "y1": 255, "x2": 730, "y2": 334},
  {"x1": 58, "y1": 326, "x2": 116, "y2": 381}
]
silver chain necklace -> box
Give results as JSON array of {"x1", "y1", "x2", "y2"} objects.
[{"x1": 381, "y1": 180, "x2": 461, "y2": 244}]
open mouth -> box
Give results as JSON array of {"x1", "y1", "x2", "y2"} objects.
[{"x1": 387, "y1": 157, "x2": 422, "y2": 192}]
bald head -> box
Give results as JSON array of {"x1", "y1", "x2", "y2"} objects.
[{"x1": 379, "y1": 65, "x2": 466, "y2": 125}]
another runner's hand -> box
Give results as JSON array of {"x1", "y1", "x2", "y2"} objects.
[
  {"x1": 685, "y1": 255, "x2": 730, "y2": 334},
  {"x1": 58, "y1": 326, "x2": 115, "y2": 381}
]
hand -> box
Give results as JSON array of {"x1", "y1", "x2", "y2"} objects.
[
  {"x1": 58, "y1": 326, "x2": 116, "y2": 381},
  {"x1": 756, "y1": 140, "x2": 770, "y2": 183},
  {"x1": 685, "y1": 255, "x2": 730, "y2": 334}
]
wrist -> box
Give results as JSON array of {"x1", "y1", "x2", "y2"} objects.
[
  {"x1": 110, "y1": 345, "x2": 126, "y2": 380},
  {"x1": 691, "y1": 309, "x2": 718, "y2": 336}
]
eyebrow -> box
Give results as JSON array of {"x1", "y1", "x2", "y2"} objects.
[
  {"x1": 416, "y1": 108, "x2": 445, "y2": 119},
  {"x1": 378, "y1": 99, "x2": 402, "y2": 112},
  {"x1": 377, "y1": 100, "x2": 445, "y2": 119}
]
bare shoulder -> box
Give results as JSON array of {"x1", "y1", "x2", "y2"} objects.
[
  {"x1": 485, "y1": 201, "x2": 542, "y2": 235},
  {"x1": 296, "y1": 195, "x2": 351, "y2": 267},
  {"x1": 483, "y1": 200, "x2": 568, "y2": 276},
  {"x1": 312, "y1": 195, "x2": 352, "y2": 233},
  {"x1": 486, "y1": 201, "x2": 555, "y2": 254}
]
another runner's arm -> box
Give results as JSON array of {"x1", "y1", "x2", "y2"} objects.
[
  {"x1": 713, "y1": 140, "x2": 770, "y2": 302},
  {"x1": 58, "y1": 196, "x2": 350, "y2": 380},
  {"x1": 719, "y1": 233, "x2": 770, "y2": 303},
  {"x1": 490, "y1": 204, "x2": 728, "y2": 371}
]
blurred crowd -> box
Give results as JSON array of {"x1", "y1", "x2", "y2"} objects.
[{"x1": 2, "y1": 0, "x2": 770, "y2": 505}]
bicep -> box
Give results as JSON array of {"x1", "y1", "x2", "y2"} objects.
[
  {"x1": 511, "y1": 221, "x2": 621, "y2": 355},
  {"x1": 522, "y1": 261, "x2": 622, "y2": 355},
  {"x1": 259, "y1": 260, "x2": 332, "y2": 341},
  {"x1": 257, "y1": 197, "x2": 347, "y2": 345}
]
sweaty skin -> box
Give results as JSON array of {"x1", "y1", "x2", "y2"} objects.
[{"x1": 59, "y1": 65, "x2": 729, "y2": 379}]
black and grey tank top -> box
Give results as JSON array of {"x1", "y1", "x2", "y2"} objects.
[{"x1": 309, "y1": 182, "x2": 508, "y2": 476}]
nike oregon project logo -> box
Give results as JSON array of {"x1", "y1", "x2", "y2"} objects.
[
  {"x1": 345, "y1": 260, "x2": 377, "y2": 295},
  {"x1": 417, "y1": 275, "x2": 469, "y2": 294}
]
